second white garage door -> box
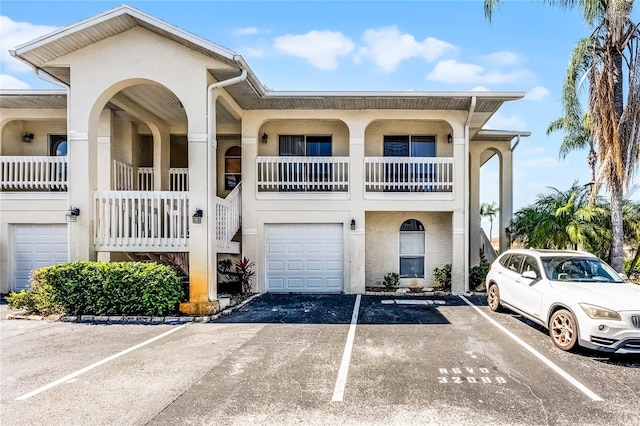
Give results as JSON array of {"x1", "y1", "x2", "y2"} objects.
[{"x1": 265, "y1": 224, "x2": 343, "y2": 293}]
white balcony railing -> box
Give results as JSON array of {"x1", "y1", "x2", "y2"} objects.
[
  {"x1": 1, "y1": 156, "x2": 68, "y2": 191},
  {"x1": 364, "y1": 157, "x2": 454, "y2": 193},
  {"x1": 216, "y1": 183, "x2": 242, "y2": 250},
  {"x1": 257, "y1": 156, "x2": 349, "y2": 192},
  {"x1": 94, "y1": 191, "x2": 189, "y2": 251},
  {"x1": 136, "y1": 167, "x2": 188, "y2": 191},
  {"x1": 137, "y1": 167, "x2": 154, "y2": 191},
  {"x1": 113, "y1": 159, "x2": 134, "y2": 190}
]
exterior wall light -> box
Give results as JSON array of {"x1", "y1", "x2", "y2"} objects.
[
  {"x1": 23, "y1": 132, "x2": 34, "y2": 143},
  {"x1": 65, "y1": 207, "x2": 80, "y2": 222},
  {"x1": 192, "y1": 208, "x2": 203, "y2": 224},
  {"x1": 350, "y1": 219, "x2": 356, "y2": 230},
  {"x1": 261, "y1": 133, "x2": 268, "y2": 144},
  {"x1": 447, "y1": 133, "x2": 453, "y2": 144}
]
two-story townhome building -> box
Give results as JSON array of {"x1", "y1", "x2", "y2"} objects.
[{"x1": 0, "y1": 5, "x2": 529, "y2": 314}]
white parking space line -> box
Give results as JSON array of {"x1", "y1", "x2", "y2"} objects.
[
  {"x1": 459, "y1": 295, "x2": 603, "y2": 402},
  {"x1": 16, "y1": 324, "x2": 188, "y2": 401},
  {"x1": 332, "y1": 294, "x2": 361, "y2": 402}
]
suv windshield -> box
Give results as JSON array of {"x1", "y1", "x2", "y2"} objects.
[{"x1": 541, "y1": 256, "x2": 624, "y2": 283}]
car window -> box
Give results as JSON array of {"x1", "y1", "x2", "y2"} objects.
[
  {"x1": 522, "y1": 256, "x2": 540, "y2": 277},
  {"x1": 541, "y1": 256, "x2": 624, "y2": 282},
  {"x1": 506, "y1": 254, "x2": 524, "y2": 273},
  {"x1": 499, "y1": 254, "x2": 510, "y2": 268}
]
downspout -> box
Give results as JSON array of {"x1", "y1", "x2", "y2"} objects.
[
  {"x1": 511, "y1": 134, "x2": 521, "y2": 151},
  {"x1": 464, "y1": 96, "x2": 476, "y2": 293},
  {"x1": 206, "y1": 67, "x2": 247, "y2": 301}
]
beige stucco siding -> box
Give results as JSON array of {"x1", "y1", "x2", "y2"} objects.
[
  {"x1": 257, "y1": 120, "x2": 350, "y2": 156},
  {"x1": 365, "y1": 211, "x2": 452, "y2": 288},
  {"x1": 364, "y1": 119, "x2": 453, "y2": 157},
  {"x1": 1, "y1": 119, "x2": 67, "y2": 156}
]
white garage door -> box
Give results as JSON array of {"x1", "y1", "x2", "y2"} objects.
[
  {"x1": 12, "y1": 224, "x2": 68, "y2": 291},
  {"x1": 265, "y1": 224, "x2": 343, "y2": 293}
]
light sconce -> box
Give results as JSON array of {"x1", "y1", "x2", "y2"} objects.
[
  {"x1": 65, "y1": 207, "x2": 80, "y2": 222},
  {"x1": 350, "y1": 219, "x2": 356, "y2": 231},
  {"x1": 192, "y1": 208, "x2": 203, "y2": 224},
  {"x1": 447, "y1": 133, "x2": 453, "y2": 144},
  {"x1": 261, "y1": 133, "x2": 268, "y2": 144},
  {"x1": 22, "y1": 132, "x2": 34, "y2": 143}
]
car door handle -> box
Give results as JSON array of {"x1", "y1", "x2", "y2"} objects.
[{"x1": 515, "y1": 279, "x2": 521, "y2": 283}]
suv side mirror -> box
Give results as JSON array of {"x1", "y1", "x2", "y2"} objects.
[{"x1": 522, "y1": 270, "x2": 538, "y2": 280}]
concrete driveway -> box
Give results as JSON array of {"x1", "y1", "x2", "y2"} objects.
[{"x1": 2, "y1": 294, "x2": 639, "y2": 425}]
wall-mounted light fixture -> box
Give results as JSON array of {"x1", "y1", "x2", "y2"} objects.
[
  {"x1": 447, "y1": 133, "x2": 453, "y2": 144},
  {"x1": 192, "y1": 208, "x2": 203, "y2": 224},
  {"x1": 350, "y1": 219, "x2": 356, "y2": 231},
  {"x1": 65, "y1": 207, "x2": 80, "y2": 222},
  {"x1": 261, "y1": 133, "x2": 268, "y2": 144},
  {"x1": 22, "y1": 132, "x2": 34, "y2": 143}
]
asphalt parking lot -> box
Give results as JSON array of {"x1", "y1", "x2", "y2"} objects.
[{"x1": 2, "y1": 294, "x2": 639, "y2": 425}]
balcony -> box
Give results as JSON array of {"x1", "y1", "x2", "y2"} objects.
[
  {"x1": 256, "y1": 156, "x2": 349, "y2": 196},
  {"x1": 1, "y1": 156, "x2": 68, "y2": 191},
  {"x1": 364, "y1": 157, "x2": 454, "y2": 196}
]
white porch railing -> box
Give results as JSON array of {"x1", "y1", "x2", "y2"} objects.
[
  {"x1": 1, "y1": 156, "x2": 68, "y2": 191},
  {"x1": 94, "y1": 191, "x2": 189, "y2": 251},
  {"x1": 364, "y1": 157, "x2": 454, "y2": 192},
  {"x1": 113, "y1": 159, "x2": 134, "y2": 190},
  {"x1": 136, "y1": 167, "x2": 188, "y2": 191},
  {"x1": 257, "y1": 156, "x2": 349, "y2": 192},
  {"x1": 216, "y1": 182, "x2": 242, "y2": 250}
]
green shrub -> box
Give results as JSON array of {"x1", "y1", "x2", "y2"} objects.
[
  {"x1": 5, "y1": 272, "x2": 63, "y2": 315},
  {"x1": 623, "y1": 258, "x2": 640, "y2": 284},
  {"x1": 433, "y1": 264, "x2": 452, "y2": 291},
  {"x1": 34, "y1": 261, "x2": 183, "y2": 316},
  {"x1": 470, "y1": 264, "x2": 490, "y2": 290},
  {"x1": 383, "y1": 272, "x2": 399, "y2": 290}
]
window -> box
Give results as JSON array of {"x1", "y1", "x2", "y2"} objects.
[
  {"x1": 49, "y1": 134, "x2": 67, "y2": 156},
  {"x1": 506, "y1": 254, "x2": 524, "y2": 273},
  {"x1": 522, "y1": 256, "x2": 540, "y2": 278},
  {"x1": 224, "y1": 146, "x2": 241, "y2": 190},
  {"x1": 279, "y1": 135, "x2": 332, "y2": 156},
  {"x1": 384, "y1": 135, "x2": 436, "y2": 157},
  {"x1": 399, "y1": 219, "x2": 425, "y2": 278}
]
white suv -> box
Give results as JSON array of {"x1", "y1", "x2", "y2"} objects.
[{"x1": 485, "y1": 249, "x2": 640, "y2": 353}]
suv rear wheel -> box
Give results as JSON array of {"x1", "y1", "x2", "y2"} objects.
[{"x1": 487, "y1": 283, "x2": 503, "y2": 312}]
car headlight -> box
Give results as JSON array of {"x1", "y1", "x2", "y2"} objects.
[{"x1": 579, "y1": 303, "x2": 621, "y2": 321}]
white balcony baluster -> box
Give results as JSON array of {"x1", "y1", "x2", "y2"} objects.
[
  {"x1": 364, "y1": 157, "x2": 454, "y2": 193},
  {"x1": 256, "y1": 157, "x2": 349, "y2": 192},
  {"x1": 1, "y1": 156, "x2": 68, "y2": 191}
]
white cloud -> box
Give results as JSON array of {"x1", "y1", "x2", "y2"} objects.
[
  {"x1": 426, "y1": 59, "x2": 529, "y2": 85},
  {"x1": 480, "y1": 51, "x2": 522, "y2": 66},
  {"x1": 485, "y1": 112, "x2": 527, "y2": 130},
  {"x1": 239, "y1": 47, "x2": 264, "y2": 58},
  {"x1": 525, "y1": 86, "x2": 550, "y2": 101},
  {"x1": 356, "y1": 26, "x2": 456, "y2": 72},
  {"x1": 0, "y1": 74, "x2": 31, "y2": 89},
  {"x1": 470, "y1": 86, "x2": 491, "y2": 91},
  {"x1": 0, "y1": 16, "x2": 58, "y2": 74},
  {"x1": 274, "y1": 30, "x2": 354, "y2": 70},
  {"x1": 231, "y1": 26, "x2": 261, "y2": 37}
]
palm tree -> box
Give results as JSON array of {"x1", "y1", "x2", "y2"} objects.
[
  {"x1": 509, "y1": 183, "x2": 610, "y2": 258},
  {"x1": 485, "y1": 0, "x2": 640, "y2": 272},
  {"x1": 547, "y1": 113, "x2": 598, "y2": 185},
  {"x1": 480, "y1": 201, "x2": 499, "y2": 242}
]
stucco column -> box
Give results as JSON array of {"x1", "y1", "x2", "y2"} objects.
[
  {"x1": 241, "y1": 135, "x2": 259, "y2": 291},
  {"x1": 452, "y1": 210, "x2": 466, "y2": 293},
  {"x1": 469, "y1": 149, "x2": 481, "y2": 267},
  {"x1": 68, "y1": 130, "x2": 97, "y2": 262},
  {"x1": 153, "y1": 126, "x2": 171, "y2": 191},
  {"x1": 180, "y1": 133, "x2": 215, "y2": 314},
  {"x1": 500, "y1": 148, "x2": 513, "y2": 253},
  {"x1": 349, "y1": 134, "x2": 365, "y2": 294},
  {"x1": 96, "y1": 109, "x2": 113, "y2": 191}
]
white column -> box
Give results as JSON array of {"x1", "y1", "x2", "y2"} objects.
[
  {"x1": 500, "y1": 148, "x2": 513, "y2": 254},
  {"x1": 96, "y1": 109, "x2": 112, "y2": 191},
  {"x1": 241, "y1": 135, "x2": 259, "y2": 291},
  {"x1": 154, "y1": 126, "x2": 171, "y2": 191},
  {"x1": 469, "y1": 149, "x2": 481, "y2": 267},
  {"x1": 68, "y1": 131, "x2": 96, "y2": 261},
  {"x1": 349, "y1": 134, "x2": 365, "y2": 294}
]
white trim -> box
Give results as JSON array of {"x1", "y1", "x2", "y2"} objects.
[{"x1": 332, "y1": 294, "x2": 361, "y2": 402}]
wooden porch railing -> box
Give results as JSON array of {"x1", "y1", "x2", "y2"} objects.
[
  {"x1": 1, "y1": 156, "x2": 68, "y2": 191},
  {"x1": 256, "y1": 156, "x2": 349, "y2": 192},
  {"x1": 364, "y1": 157, "x2": 454, "y2": 193}
]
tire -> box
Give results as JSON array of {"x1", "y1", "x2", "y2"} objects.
[
  {"x1": 549, "y1": 309, "x2": 579, "y2": 351},
  {"x1": 487, "y1": 283, "x2": 503, "y2": 312}
]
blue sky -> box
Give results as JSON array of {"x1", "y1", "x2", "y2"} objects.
[{"x1": 2, "y1": 1, "x2": 638, "y2": 236}]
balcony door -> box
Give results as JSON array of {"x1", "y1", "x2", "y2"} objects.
[
  {"x1": 383, "y1": 135, "x2": 436, "y2": 191},
  {"x1": 279, "y1": 135, "x2": 332, "y2": 190}
]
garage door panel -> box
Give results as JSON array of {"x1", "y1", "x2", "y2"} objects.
[
  {"x1": 265, "y1": 224, "x2": 343, "y2": 293},
  {"x1": 12, "y1": 224, "x2": 67, "y2": 291}
]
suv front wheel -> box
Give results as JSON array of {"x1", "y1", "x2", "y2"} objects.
[{"x1": 549, "y1": 309, "x2": 579, "y2": 351}]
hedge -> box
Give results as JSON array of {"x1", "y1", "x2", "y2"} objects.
[{"x1": 25, "y1": 261, "x2": 183, "y2": 316}]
